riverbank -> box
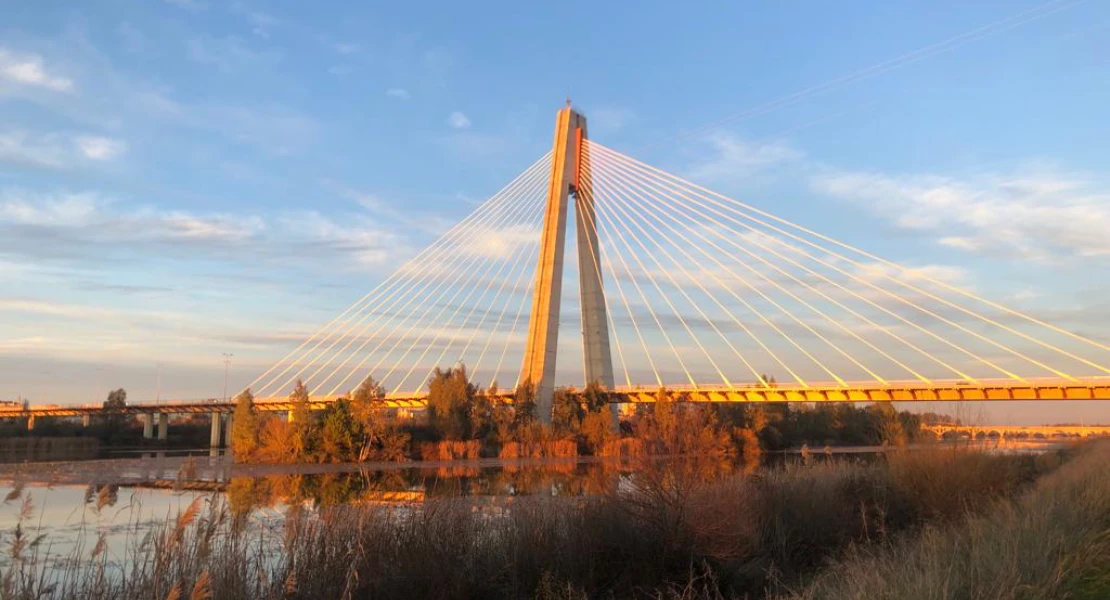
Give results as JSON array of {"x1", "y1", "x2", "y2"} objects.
[{"x1": 1, "y1": 441, "x2": 1094, "y2": 598}]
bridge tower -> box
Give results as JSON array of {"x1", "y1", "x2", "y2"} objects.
[{"x1": 520, "y1": 105, "x2": 614, "y2": 423}]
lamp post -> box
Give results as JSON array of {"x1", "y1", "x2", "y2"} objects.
[{"x1": 222, "y1": 353, "x2": 234, "y2": 403}]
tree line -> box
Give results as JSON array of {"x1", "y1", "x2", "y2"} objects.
[{"x1": 228, "y1": 366, "x2": 942, "y2": 464}]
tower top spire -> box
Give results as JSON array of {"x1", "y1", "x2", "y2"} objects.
[{"x1": 565, "y1": 95, "x2": 572, "y2": 109}]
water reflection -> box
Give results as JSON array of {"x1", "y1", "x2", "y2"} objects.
[{"x1": 222, "y1": 456, "x2": 752, "y2": 516}]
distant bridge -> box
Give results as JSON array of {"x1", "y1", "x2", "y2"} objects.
[
  {"x1": 923, "y1": 424, "x2": 1110, "y2": 439},
  {"x1": 3, "y1": 378, "x2": 1107, "y2": 447}
]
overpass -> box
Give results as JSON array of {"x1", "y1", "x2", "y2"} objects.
[
  {"x1": 923, "y1": 424, "x2": 1110, "y2": 439},
  {"x1": 3, "y1": 377, "x2": 1107, "y2": 447}
]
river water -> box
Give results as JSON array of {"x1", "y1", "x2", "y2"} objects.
[{"x1": 0, "y1": 439, "x2": 1063, "y2": 571}]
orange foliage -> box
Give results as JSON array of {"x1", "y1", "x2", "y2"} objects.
[
  {"x1": 418, "y1": 440, "x2": 481, "y2": 461},
  {"x1": 499, "y1": 439, "x2": 578, "y2": 459}
]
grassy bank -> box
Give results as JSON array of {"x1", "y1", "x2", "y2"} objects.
[
  {"x1": 780, "y1": 440, "x2": 1110, "y2": 600},
  {"x1": 0, "y1": 444, "x2": 1087, "y2": 599}
]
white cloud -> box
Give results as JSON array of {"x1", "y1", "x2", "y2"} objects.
[
  {"x1": 0, "y1": 48, "x2": 73, "y2": 92},
  {"x1": 813, "y1": 168, "x2": 1110, "y2": 262},
  {"x1": 448, "y1": 111, "x2": 471, "y2": 129},
  {"x1": 0, "y1": 131, "x2": 66, "y2": 168},
  {"x1": 0, "y1": 192, "x2": 101, "y2": 226},
  {"x1": 685, "y1": 132, "x2": 802, "y2": 185},
  {"x1": 0, "y1": 191, "x2": 262, "y2": 244},
  {"x1": 165, "y1": 0, "x2": 208, "y2": 11},
  {"x1": 0, "y1": 131, "x2": 127, "y2": 167},
  {"x1": 74, "y1": 135, "x2": 126, "y2": 160},
  {"x1": 281, "y1": 210, "x2": 407, "y2": 267},
  {"x1": 152, "y1": 211, "x2": 265, "y2": 241},
  {"x1": 386, "y1": 88, "x2": 410, "y2": 100}
]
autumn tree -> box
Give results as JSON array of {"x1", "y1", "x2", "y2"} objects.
[
  {"x1": 317, "y1": 399, "x2": 360, "y2": 462},
  {"x1": 351, "y1": 375, "x2": 385, "y2": 426},
  {"x1": 230, "y1": 389, "x2": 259, "y2": 461},
  {"x1": 427, "y1": 366, "x2": 476, "y2": 440},
  {"x1": 551, "y1": 388, "x2": 584, "y2": 435},
  {"x1": 288, "y1": 379, "x2": 314, "y2": 459}
]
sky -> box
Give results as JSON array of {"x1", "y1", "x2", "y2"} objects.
[{"x1": 1, "y1": 0, "x2": 1108, "y2": 425}]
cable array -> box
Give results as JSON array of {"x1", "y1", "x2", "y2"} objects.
[
  {"x1": 250, "y1": 138, "x2": 1108, "y2": 402},
  {"x1": 580, "y1": 140, "x2": 1109, "y2": 389},
  {"x1": 250, "y1": 153, "x2": 551, "y2": 398}
]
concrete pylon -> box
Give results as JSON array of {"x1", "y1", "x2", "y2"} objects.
[
  {"x1": 142, "y1": 413, "x2": 154, "y2": 439},
  {"x1": 520, "y1": 106, "x2": 614, "y2": 424},
  {"x1": 156, "y1": 413, "x2": 168, "y2": 441}
]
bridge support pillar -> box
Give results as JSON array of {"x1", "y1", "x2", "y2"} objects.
[
  {"x1": 142, "y1": 414, "x2": 154, "y2": 439},
  {"x1": 26, "y1": 415, "x2": 34, "y2": 432},
  {"x1": 156, "y1": 413, "x2": 168, "y2": 441},
  {"x1": 520, "y1": 106, "x2": 614, "y2": 425},
  {"x1": 223, "y1": 414, "x2": 233, "y2": 447},
  {"x1": 209, "y1": 412, "x2": 223, "y2": 448},
  {"x1": 81, "y1": 414, "x2": 90, "y2": 427}
]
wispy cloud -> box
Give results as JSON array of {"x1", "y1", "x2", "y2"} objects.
[
  {"x1": 386, "y1": 88, "x2": 410, "y2": 100},
  {"x1": 186, "y1": 35, "x2": 279, "y2": 73},
  {"x1": 74, "y1": 135, "x2": 126, "y2": 160},
  {"x1": 231, "y1": 3, "x2": 279, "y2": 38},
  {"x1": 0, "y1": 188, "x2": 419, "y2": 273},
  {"x1": 448, "y1": 111, "x2": 471, "y2": 129},
  {"x1": 0, "y1": 131, "x2": 127, "y2": 168},
  {"x1": 164, "y1": 0, "x2": 208, "y2": 11},
  {"x1": 812, "y1": 168, "x2": 1110, "y2": 262},
  {"x1": 330, "y1": 42, "x2": 363, "y2": 55},
  {"x1": 684, "y1": 132, "x2": 802, "y2": 185},
  {"x1": 588, "y1": 106, "x2": 636, "y2": 136},
  {"x1": 0, "y1": 47, "x2": 73, "y2": 92},
  {"x1": 0, "y1": 192, "x2": 100, "y2": 226}
]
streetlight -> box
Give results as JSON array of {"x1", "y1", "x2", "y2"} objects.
[{"x1": 222, "y1": 353, "x2": 234, "y2": 403}]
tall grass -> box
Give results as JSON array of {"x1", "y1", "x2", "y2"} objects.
[
  {"x1": 780, "y1": 440, "x2": 1110, "y2": 600},
  {"x1": 0, "y1": 444, "x2": 1087, "y2": 599}
]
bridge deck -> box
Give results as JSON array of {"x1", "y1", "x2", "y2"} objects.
[{"x1": 1, "y1": 379, "x2": 1106, "y2": 418}]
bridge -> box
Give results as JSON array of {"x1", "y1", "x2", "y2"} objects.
[
  {"x1": 923, "y1": 424, "x2": 1110, "y2": 439},
  {"x1": 4, "y1": 104, "x2": 1109, "y2": 446}
]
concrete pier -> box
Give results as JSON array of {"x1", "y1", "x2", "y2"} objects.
[
  {"x1": 156, "y1": 413, "x2": 168, "y2": 441},
  {"x1": 209, "y1": 412, "x2": 223, "y2": 448},
  {"x1": 142, "y1": 413, "x2": 154, "y2": 439}
]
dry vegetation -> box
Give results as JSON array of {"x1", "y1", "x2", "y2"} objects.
[{"x1": 2, "y1": 442, "x2": 1100, "y2": 599}]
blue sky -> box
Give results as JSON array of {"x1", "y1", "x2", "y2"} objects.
[{"x1": 1, "y1": 0, "x2": 1108, "y2": 424}]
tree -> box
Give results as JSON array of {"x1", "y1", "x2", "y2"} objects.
[
  {"x1": 351, "y1": 375, "x2": 385, "y2": 425},
  {"x1": 551, "y1": 388, "x2": 584, "y2": 435},
  {"x1": 427, "y1": 366, "x2": 475, "y2": 440},
  {"x1": 230, "y1": 389, "x2": 259, "y2": 461},
  {"x1": 867, "y1": 403, "x2": 906, "y2": 446},
  {"x1": 582, "y1": 381, "x2": 608, "y2": 414},
  {"x1": 101, "y1": 388, "x2": 128, "y2": 438},
  {"x1": 317, "y1": 399, "x2": 360, "y2": 462},
  {"x1": 288, "y1": 379, "x2": 314, "y2": 459},
  {"x1": 104, "y1": 388, "x2": 127, "y2": 410},
  {"x1": 513, "y1": 381, "x2": 538, "y2": 429}
]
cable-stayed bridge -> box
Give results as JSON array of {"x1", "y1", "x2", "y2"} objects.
[{"x1": 3, "y1": 105, "x2": 1109, "y2": 434}]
